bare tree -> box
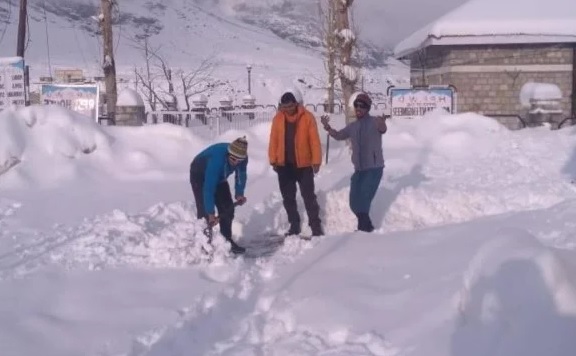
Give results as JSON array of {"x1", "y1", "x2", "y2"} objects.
[
  {"x1": 132, "y1": 37, "x2": 161, "y2": 110},
  {"x1": 133, "y1": 39, "x2": 167, "y2": 110},
  {"x1": 130, "y1": 35, "x2": 220, "y2": 112},
  {"x1": 151, "y1": 52, "x2": 178, "y2": 110},
  {"x1": 177, "y1": 55, "x2": 220, "y2": 111}
]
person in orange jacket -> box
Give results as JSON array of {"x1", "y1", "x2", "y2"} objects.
[{"x1": 268, "y1": 89, "x2": 324, "y2": 237}]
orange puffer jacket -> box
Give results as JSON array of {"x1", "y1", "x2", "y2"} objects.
[{"x1": 268, "y1": 105, "x2": 322, "y2": 168}]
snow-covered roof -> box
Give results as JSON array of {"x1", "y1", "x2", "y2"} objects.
[
  {"x1": 117, "y1": 88, "x2": 144, "y2": 107},
  {"x1": 393, "y1": 0, "x2": 576, "y2": 58},
  {"x1": 0, "y1": 56, "x2": 23, "y2": 65}
]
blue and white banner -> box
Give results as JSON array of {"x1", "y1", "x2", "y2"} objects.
[
  {"x1": 0, "y1": 57, "x2": 26, "y2": 111},
  {"x1": 41, "y1": 84, "x2": 100, "y2": 121},
  {"x1": 390, "y1": 87, "x2": 455, "y2": 119}
]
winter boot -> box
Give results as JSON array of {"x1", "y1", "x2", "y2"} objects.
[
  {"x1": 230, "y1": 242, "x2": 246, "y2": 254},
  {"x1": 358, "y1": 213, "x2": 374, "y2": 233},
  {"x1": 284, "y1": 224, "x2": 301, "y2": 237},
  {"x1": 311, "y1": 224, "x2": 324, "y2": 237},
  {"x1": 225, "y1": 236, "x2": 246, "y2": 254}
]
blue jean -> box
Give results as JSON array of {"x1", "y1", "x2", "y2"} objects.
[{"x1": 349, "y1": 167, "x2": 383, "y2": 215}]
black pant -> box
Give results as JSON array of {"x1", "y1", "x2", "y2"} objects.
[
  {"x1": 190, "y1": 163, "x2": 234, "y2": 239},
  {"x1": 276, "y1": 164, "x2": 321, "y2": 230}
]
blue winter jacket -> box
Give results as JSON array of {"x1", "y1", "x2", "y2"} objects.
[{"x1": 193, "y1": 143, "x2": 248, "y2": 215}]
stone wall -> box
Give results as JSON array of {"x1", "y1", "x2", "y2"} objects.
[
  {"x1": 410, "y1": 44, "x2": 573, "y2": 68},
  {"x1": 407, "y1": 44, "x2": 575, "y2": 118}
]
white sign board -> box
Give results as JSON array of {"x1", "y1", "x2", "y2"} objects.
[
  {"x1": 41, "y1": 84, "x2": 100, "y2": 121},
  {"x1": 0, "y1": 56, "x2": 26, "y2": 111},
  {"x1": 389, "y1": 87, "x2": 455, "y2": 119}
]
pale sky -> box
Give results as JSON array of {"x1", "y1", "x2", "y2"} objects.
[{"x1": 352, "y1": 0, "x2": 469, "y2": 50}]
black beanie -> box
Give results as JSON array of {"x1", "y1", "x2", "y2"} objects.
[
  {"x1": 354, "y1": 92, "x2": 372, "y2": 107},
  {"x1": 280, "y1": 92, "x2": 297, "y2": 104}
]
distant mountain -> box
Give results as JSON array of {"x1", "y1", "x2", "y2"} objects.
[
  {"x1": 225, "y1": 0, "x2": 391, "y2": 68},
  {"x1": 0, "y1": 0, "x2": 409, "y2": 106},
  {"x1": 0, "y1": 0, "x2": 391, "y2": 69}
]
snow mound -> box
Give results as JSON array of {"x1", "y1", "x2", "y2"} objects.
[
  {"x1": 520, "y1": 82, "x2": 563, "y2": 107},
  {"x1": 0, "y1": 105, "x2": 207, "y2": 188},
  {"x1": 0, "y1": 105, "x2": 110, "y2": 182},
  {"x1": 54, "y1": 202, "x2": 234, "y2": 269},
  {"x1": 0, "y1": 202, "x2": 232, "y2": 279},
  {"x1": 117, "y1": 88, "x2": 145, "y2": 107},
  {"x1": 322, "y1": 113, "x2": 571, "y2": 233},
  {"x1": 454, "y1": 228, "x2": 576, "y2": 356},
  {"x1": 98, "y1": 123, "x2": 206, "y2": 179},
  {"x1": 409, "y1": 111, "x2": 504, "y2": 158},
  {"x1": 0, "y1": 199, "x2": 321, "y2": 280}
]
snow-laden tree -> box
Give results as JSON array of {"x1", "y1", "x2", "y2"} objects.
[
  {"x1": 319, "y1": 0, "x2": 359, "y2": 121},
  {"x1": 317, "y1": 0, "x2": 337, "y2": 113},
  {"x1": 335, "y1": 0, "x2": 358, "y2": 123}
]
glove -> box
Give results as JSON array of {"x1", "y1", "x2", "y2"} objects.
[
  {"x1": 271, "y1": 164, "x2": 279, "y2": 172},
  {"x1": 320, "y1": 115, "x2": 331, "y2": 131},
  {"x1": 235, "y1": 195, "x2": 247, "y2": 206},
  {"x1": 312, "y1": 164, "x2": 320, "y2": 174},
  {"x1": 207, "y1": 214, "x2": 219, "y2": 227}
]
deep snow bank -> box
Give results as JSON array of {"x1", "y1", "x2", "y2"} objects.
[
  {"x1": 0, "y1": 105, "x2": 110, "y2": 186},
  {"x1": 4, "y1": 105, "x2": 576, "y2": 237},
  {"x1": 0, "y1": 105, "x2": 206, "y2": 189},
  {"x1": 318, "y1": 112, "x2": 576, "y2": 233},
  {"x1": 0, "y1": 201, "x2": 245, "y2": 279}
]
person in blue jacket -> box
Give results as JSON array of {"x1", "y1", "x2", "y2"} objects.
[{"x1": 189, "y1": 136, "x2": 248, "y2": 254}]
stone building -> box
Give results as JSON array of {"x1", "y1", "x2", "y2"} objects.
[{"x1": 393, "y1": 0, "x2": 576, "y2": 122}]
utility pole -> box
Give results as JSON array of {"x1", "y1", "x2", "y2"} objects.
[
  {"x1": 100, "y1": 0, "x2": 117, "y2": 121},
  {"x1": 246, "y1": 64, "x2": 252, "y2": 94},
  {"x1": 16, "y1": 0, "x2": 30, "y2": 106},
  {"x1": 16, "y1": 0, "x2": 27, "y2": 57}
]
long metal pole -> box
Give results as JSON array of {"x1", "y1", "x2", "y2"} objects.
[{"x1": 248, "y1": 69, "x2": 251, "y2": 94}]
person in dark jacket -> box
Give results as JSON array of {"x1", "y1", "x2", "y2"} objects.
[
  {"x1": 320, "y1": 92, "x2": 387, "y2": 232},
  {"x1": 189, "y1": 136, "x2": 248, "y2": 253},
  {"x1": 268, "y1": 90, "x2": 324, "y2": 237}
]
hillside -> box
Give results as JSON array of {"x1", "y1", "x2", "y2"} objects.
[
  {"x1": 0, "y1": 0, "x2": 316, "y2": 72},
  {"x1": 0, "y1": 0, "x2": 413, "y2": 106},
  {"x1": 0, "y1": 0, "x2": 390, "y2": 71},
  {"x1": 0, "y1": 0, "x2": 476, "y2": 71}
]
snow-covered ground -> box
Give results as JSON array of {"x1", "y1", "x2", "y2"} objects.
[{"x1": 2, "y1": 105, "x2": 576, "y2": 356}]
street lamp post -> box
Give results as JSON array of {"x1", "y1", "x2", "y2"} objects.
[{"x1": 246, "y1": 64, "x2": 252, "y2": 94}]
